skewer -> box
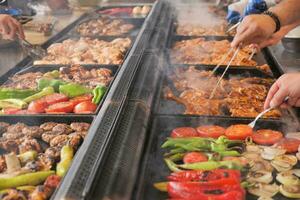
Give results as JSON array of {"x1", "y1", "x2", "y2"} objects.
[
  {"x1": 210, "y1": 47, "x2": 234, "y2": 77},
  {"x1": 248, "y1": 48, "x2": 256, "y2": 60},
  {"x1": 226, "y1": 21, "x2": 241, "y2": 33},
  {"x1": 209, "y1": 46, "x2": 241, "y2": 99}
]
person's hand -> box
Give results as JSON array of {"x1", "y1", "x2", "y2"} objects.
[
  {"x1": 264, "y1": 73, "x2": 300, "y2": 109},
  {"x1": 0, "y1": 14, "x2": 24, "y2": 40},
  {"x1": 231, "y1": 14, "x2": 277, "y2": 48}
]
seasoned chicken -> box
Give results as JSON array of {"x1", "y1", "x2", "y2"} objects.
[
  {"x1": 70, "y1": 122, "x2": 90, "y2": 132},
  {"x1": 0, "y1": 155, "x2": 6, "y2": 173},
  {"x1": 19, "y1": 138, "x2": 42, "y2": 154},
  {"x1": 52, "y1": 124, "x2": 73, "y2": 135},
  {"x1": 22, "y1": 126, "x2": 44, "y2": 138}
]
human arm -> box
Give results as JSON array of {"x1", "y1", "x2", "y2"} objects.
[{"x1": 0, "y1": 14, "x2": 24, "y2": 40}]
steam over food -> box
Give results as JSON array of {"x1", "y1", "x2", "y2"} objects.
[
  {"x1": 165, "y1": 66, "x2": 281, "y2": 118},
  {"x1": 34, "y1": 37, "x2": 131, "y2": 65}
]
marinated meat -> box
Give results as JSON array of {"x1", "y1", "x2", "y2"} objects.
[
  {"x1": 70, "y1": 122, "x2": 90, "y2": 132},
  {"x1": 176, "y1": 21, "x2": 228, "y2": 36},
  {"x1": 22, "y1": 126, "x2": 44, "y2": 138},
  {"x1": 165, "y1": 66, "x2": 280, "y2": 118},
  {"x1": 2, "y1": 72, "x2": 43, "y2": 90},
  {"x1": 0, "y1": 122, "x2": 10, "y2": 132},
  {"x1": 49, "y1": 135, "x2": 69, "y2": 148},
  {"x1": 29, "y1": 185, "x2": 53, "y2": 200},
  {"x1": 75, "y1": 131, "x2": 88, "y2": 139},
  {"x1": 52, "y1": 124, "x2": 73, "y2": 135},
  {"x1": 34, "y1": 37, "x2": 132, "y2": 65},
  {"x1": 7, "y1": 123, "x2": 27, "y2": 133},
  {"x1": 59, "y1": 65, "x2": 113, "y2": 88},
  {"x1": 1, "y1": 189, "x2": 27, "y2": 200},
  {"x1": 42, "y1": 131, "x2": 63, "y2": 143},
  {"x1": 2, "y1": 132, "x2": 25, "y2": 140},
  {"x1": 77, "y1": 16, "x2": 135, "y2": 36},
  {"x1": 19, "y1": 138, "x2": 42, "y2": 154},
  {"x1": 44, "y1": 147, "x2": 60, "y2": 161},
  {"x1": 0, "y1": 155, "x2": 6, "y2": 173},
  {"x1": 171, "y1": 38, "x2": 257, "y2": 66},
  {"x1": 40, "y1": 122, "x2": 58, "y2": 131},
  {"x1": 37, "y1": 153, "x2": 55, "y2": 171},
  {"x1": 0, "y1": 139, "x2": 19, "y2": 153},
  {"x1": 68, "y1": 133, "x2": 83, "y2": 150}
]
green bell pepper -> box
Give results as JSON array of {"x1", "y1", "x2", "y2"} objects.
[
  {"x1": 0, "y1": 88, "x2": 37, "y2": 100},
  {"x1": 23, "y1": 87, "x2": 55, "y2": 103},
  {"x1": 38, "y1": 78, "x2": 66, "y2": 92},
  {"x1": 59, "y1": 83, "x2": 92, "y2": 98},
  {"x1": 92, "y1": 85, "x2": 106, "y2": 104},
  {"x1": 0, "y1": 99, "x2": 27, "y2": 109}
]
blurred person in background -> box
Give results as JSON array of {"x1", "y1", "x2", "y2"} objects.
[
  {"x1": 229, "y1": 0, "x2": 300, "y2": 110},
  {"x1": 0, "y1": 14, "x2": 24, "y2": 40},
  {"x1": 46, "y1": 0, "x2": 70, "y2": 11}
]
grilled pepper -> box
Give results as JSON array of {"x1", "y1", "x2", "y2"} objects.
[
  {"x1": 38, "y1": 78, "x2": 66, "y2": 92},
  {"x1": 0, "y1": 170, "x2": 55, "y2": 190},
  {"x1": 43, "y1": 70, "x2": 60, "y2": 79},
  {"x1": 92, "y1": 85, "x2": 106, "y2": 105},
  {"x1": 59, "y1": 83, "x2": 92, "y2": 98},
  {"x1": 0, "y1": 88, "x2": 37, "y2": 100},
  {"x1": 0, "y1": 99, "x2": 27, "y2": 109},
  {"x1": 18, "y1": 151, "x2": 38, "y2": 164},
  {"x1": 56, "y1": 145, "x2": 74, "y2": 177},
  {"x1": 23, "y1": 87, "x2": 55, "y2": 103}
]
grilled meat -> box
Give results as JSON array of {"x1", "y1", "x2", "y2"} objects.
[
  {"x1": 52, "y1": 124, "x2": 73, "y2": 135},
  {"x1": 0, "y1": 138, "x2": 19, "y2": 153},
  {"x1": 68, "y1": 133, "x2": 83, "y2": 150},
  {"x1": 1, "y1": 189, "x2": 28, "y2": 200},
  {"x1": 29, "y1": 185, "x2": 53, "y2": 200},
  {"x1": 2, "y1": 132, "x2": 25, "y2": 140},
  {"x1": 36, "y1": 153, "x2": 55, "y2": 171},
  {"x1": 0, "y1": 122, "x2": 10, "y2": 132},
  {"x1": 44, "y1": 147, "x2": 60, "y2": 161},
  {"x1": 75, "y1": 131, "x2": 88, "y2": 139},
  {"x1": 19, "y1": 138, "x2": 42, "y2": 154},
  {"x1": 0, "y1": 155, "x2": 6, "y2": 173},
  {"x1": 176, "y1": 21, "x2": 227, "y2": 36},
  {"x1": 41, "y1": 131, "x2": 62, "y2": 144},
  {"x1": 77, "y1": 16, "x2": 134, "y2": 36},
  {"x1": 22, "y1": 126, "x2": 44, "y2": 138},
  {"x1": 40, "y1": 122, "x2": 58, "y2": 131},
  {"x1": 49, "y1": 135, "x2": 69, "y2": 148},
  {"x1": 70, "y1": 122, "x2": 90, "y2": 132},
  {"x1": 2, "y1": 72, "x2": 43, "y2": 90},
  {"x1": 7, "y1": 123, "x2": 27, "y2": 133},
  {"x1": 171, "y1": 38, "x2": 257, "y2": 66},
  {"x1": 34, "y1": 37, "x2": 131, "y2": 65}
]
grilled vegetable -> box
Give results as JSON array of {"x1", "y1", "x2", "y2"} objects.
[
  {"x1": 248, "y1": 183, "x2": 279, "y2": 198},
  {"x1": 0, "y1": 171, "x2": 55, "y2": 190},
  {"x1": 59, "y1": 83, "x2": 92, "y2": 98},
  {"x1": 24, "y1": 87, "x2": 55, "y2": 103},
  {"x1": 74, "y1": 101, "x2": 97, "y2": 114},
  {"x1": 276, "y1": 171, "x2": 300, "y2": 185},
  {"x1": 37, "y1": 78, "x2": 66, "y2": 92},
  {"x1": 196, "y1": 125, "x2": 226, "y2": 138},
  {"x1": 225, "y1": 124, "x2": 253, "y2": 140},
  {"x1": 171, "y1": 127, "x2": 198, "y2": 138},
  {"x1": 247, "y1": 171, "x2": 273, "y2": 184},
  {"x1": 280, "y1": 184, "x2": 300, "y2": 198},
  {"x1": 183, "y1": 152, "x2": 208, "y2": 164},
  {"x1": 0, "y1": 99, "x2": 27, "y2": 109},
  {"x1": 271, "y1": 155, "x2": 297, "y2": 172},
  {"x1": 18, "y1": 151, "x2": 38, "y2": 164},
  {"x1": 43, "y1": 70, "x2": 60, "y2": 79},
  {"x1": 92, "y1": 85, "x2": 106, "y2": 104},
  {"x1": 252, "y1": 130, "x2": 283, "y2": 145},
  {"x1": 56, "y1": 145, "x2": 74, "y2": 177},
  {"x1": 0, "y1": 88, "x2": 37, "y2": 100}
]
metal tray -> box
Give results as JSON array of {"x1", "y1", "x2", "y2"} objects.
[
  {"x1": 167, "y1": 36, "x2": 267, "y2": 67},
  {"x1": 0, "y1": 64, "x2": 119, "y2": 116},
  {"x1": 133, "y1": 115, "x2": 298, "y2": 200},
  {"x1": 96, "y1": 5, "x2": 152, "y2": 19},
  {"x1": 68, "y1": 15, "x2": 144, "y2": 38},
  {"x1": 154, "y1": 65, "x2": 296, "y2": 121},
  {"x1": 0, "y1": 115, "x2": 95, "y2": 199}
]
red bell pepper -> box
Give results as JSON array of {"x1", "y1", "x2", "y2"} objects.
[
  {"x1": 168, "y1": 169, "x2": 241, "y2": 182},
  {"x1": 168, "y1": 182, "x2": 245, "y2": 200}
]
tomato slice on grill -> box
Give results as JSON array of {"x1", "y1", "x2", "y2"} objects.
[
  {"x1": 225, "y1": 124, "x2": 253, "y2": 140},
  {"x1": 171, "y1": 127, "x2": 198, "y2": 138},
  {"x1": 252, "y1": 129, "x2": 283, "y2": 145},
  {"x1": 196, "y1": 125, "x2": 226, "y2": 138},
  {"x1": 45, "y1": 101, "x2": 75, "y2": 113},
  {"x1": 42, "y1": 93, "x2": 69, "y2": 105},
  {"x1": 183, "y1": 152, "x2": 208, "y2": 164},
  {"x1": 275, "y1": 138, "x2": 300, "y2": 153},
  {"x1": 70, "y1": 94, "x2": 93, "y2": 106}
]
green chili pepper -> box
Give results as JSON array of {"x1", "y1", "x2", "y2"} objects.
[
  {"x1": 38, "y1": 78, "x2": 66, "y2": 92},
  {"x1": 92, "y1": 85, "x2": 106, "y2": 105},
  {"x1": 56, "y1": 145, "x2": 74, "y2": 177},
  {"x1": 179, "y1": 160, "x2": 243, "y2": 171},
  {"x1": 18, "y1": 151, "x2": 37, "y2": 163},
  {"x1": 23, "y1": 87, "x2": 55, "y2": 103},
  {"x1": 0, "y1": 99, "x2": 27, "y2": 109},
  {"x1": 164, "y1": 159, "x2": 181, "y2": 172},
  {"x1": 167, "y1": 153, "x2": 185, "y2": 162},
  {"x1": 0, "y1": 88, "x2": 37, "y2": 100},
  {"x1": 59, "y1": 83, "x2": 92, "y2": 98},
  {"x1": 153, "y1": 182, "x2": 168, "y2": 192},
  {"x1": 218, "y1": 150, "x2": 240, "y2": 157},
  {"x1": 43, "y1": 70, "x2": 60, "y2": 79},
  {"x1": 0, "y1": 170, "x2": 54, "y2": 190}
]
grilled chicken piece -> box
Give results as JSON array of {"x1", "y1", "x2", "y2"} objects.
[
  {"x1": 44, "y1": 147, "x2": 61, "y2": 161},
  {"x1": 0, "y1": 138, "x2": 19, "y2": 153},
  {"x1": 7, "y1": 123, "x2": 27, "y2": 133},
  {"x1": 52, "y1": 124, "x2": 73, "y2": 135},
  {"x1": 29, "y1": 185, "x2": 53, "y2": 200},
  {"x1": 2, "y1": 132, "x2": 25, "y2": 140},
  {"x1": 68, "y1": 133, "x2": 83, "y2": 150},
  {"x1": 0, "y1": 155, "x2": 6, "y2": 173},
  {"x1": 22, "y1": 126, "x2": 44, "y2": 138},
  {"x1": 0, "y1": 122, "x2": 10, "y2": 133},
  {"x1": 75, "y1": 131, "x2": 88, "y2": 139},
  {"x1": 40, "y1": 122, "x2": 58, "y2": 131},
  {"x1": 36, "y1": 153, "x2": 55, "y2": 171},
  {"x1": 24, "y1": 161, "x2": 40, "y2": 171},
  {"x1": 49, "y1": 135, "x2": 69, "y2": 148},
  {"x1": 1, "y1": 189, "x2": 28, "y2": 200},
  {"x1": 41, "y1": 131, "x2": 63, "y2": 143},
  {"x1": 19, "y1": 138, "x2": 42, "y2": 154},
  {"x1": 70, "y1": 122, "x2": 90, "y2": 132}
]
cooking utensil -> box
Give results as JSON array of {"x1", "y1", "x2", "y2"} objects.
[
  {"x1": 226, "y1": 21, "x2": 241, "y2": 33},
  {"x1": 209, "y1": 46, "x2": 241, "y2": 99},
  {"x1": 210, "y1": 47, "x2": 234, "y2": 76},
  {"x1": 248, "y1": 97, "x2": 290, "y2": 128},
  {"x1": 248, "y1": 48, "x2": 256, "y2": 60},
  {"x1": 18, "y1": 37, "x2": 47, "y2": 59}
]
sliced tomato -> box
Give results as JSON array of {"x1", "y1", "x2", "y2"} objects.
[
  {"x1": 183, "y1": 152, "x2": 208, "y2": 164},
  {"x1": 70, "y1": 94, "x2": 93, "y2": 106},
  {"x1": 196, "y1": 125, "x2": 226, "y2": 139},
  {"x1": 171, "y1": 127, "x2": 198, "y2": 138},
  {"x1": 222, "y1": 156, "x2": 248, "y2": 166},
  {"x1": 2, "y1": 108, "x2": 21, "y2": 114},
  {"x1": 275, "y1": 138, "x2": 300, "y2": 153},
  {"x1": 74, "y1": 101, "x2": 97, "y2": 114},
  {"x1": 15, "y1": 110, "x2": 38, "y2": 114},
  {"x1": 45, "y1": 101, "x2": 75, "y2": 113},
  {"x1": 252, "y1": 129, "x2": 283, "y2": 145},
  {"x1": 28, "y1": 100, "x2": 48, "y2": 113},
  {"x1": 41, "y1": 93, "x2": 69, "y2": 105},
  {"x1": 225, "y1": 124, "x2": 253, "y2": 140}
]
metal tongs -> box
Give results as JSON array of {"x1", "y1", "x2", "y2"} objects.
[
  {"x1": 18, "y1": 37, "x2": 47, "y2": 59},
  {"x1": 248, "y1": 97, "x2": 290, "y2": 128}
]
